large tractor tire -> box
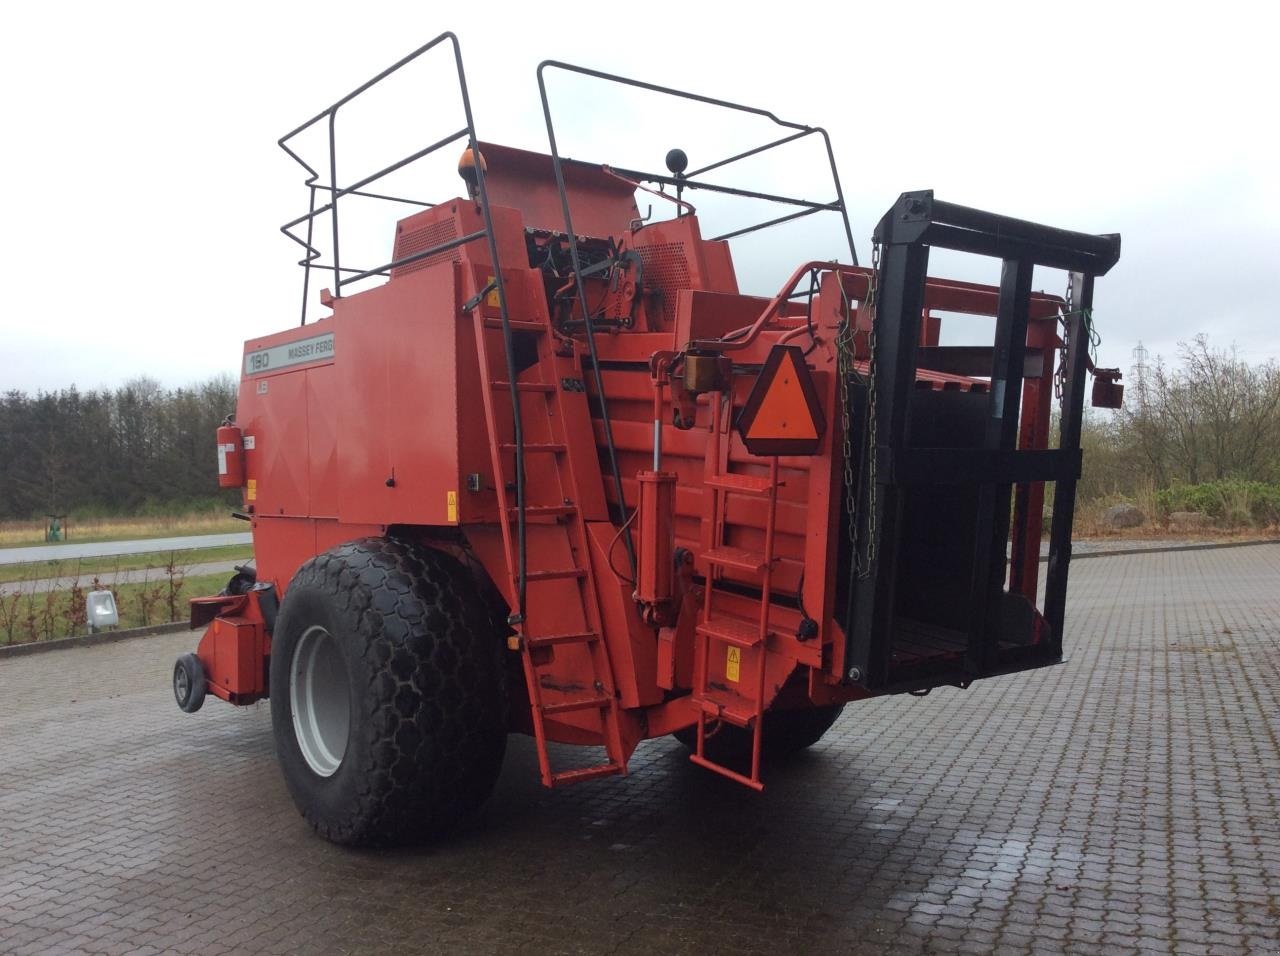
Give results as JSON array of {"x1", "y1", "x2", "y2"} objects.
[
  {"x1": 674, "y1": 702, "x2": 845, "y2": 765},
  {"x1": 269, "y1": 537, "x2": 507, "y2": 846}
]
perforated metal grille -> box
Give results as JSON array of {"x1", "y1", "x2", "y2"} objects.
[
  {"x1": 391, "y1": 220, "x2": 460, "y2": 277},
  {"x1": 637, "y1": 242, "x2": 691, "y2": 326}
]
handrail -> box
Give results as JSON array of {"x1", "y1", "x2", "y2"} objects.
[
  {"x1": 536, "y1": 60, "x2": 864, "y2": 581},
  {"x1": 689, "y1": 261, "x2": 868, "y2": 352},
  {"x1": 276, "y1": 32, "x2": 531, "y2": 617},
  {"x1": 533, "y1": 60, "x2": 857, "y2": 266},
  {"x1": 277, "y1": 33, "x2": 474, "y2": 325}
]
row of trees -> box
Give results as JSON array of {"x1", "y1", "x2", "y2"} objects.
[
  {"x1": 1077, "y1": 335, "x2": 1280, "y2": 502},
  {"x1": 1, "y1": 336, "x2": 1275, "y2": 521},
  {"x1": 0, "y1": 377, "x2": 239, "y2": 520}
]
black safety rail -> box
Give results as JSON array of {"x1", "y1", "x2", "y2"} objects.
[
  {"x1": 535, "y1": 60, "x2": 861, "y2": 577},
  {"x1": 536, "y1": 60, "x2": 859, "y2": 262},
  {"x1": 843, "y1": 190, "x2": 1121, "y2": 692},
  {"x1": 276, "y1": 33, "x2": 531, "y2": 616}
]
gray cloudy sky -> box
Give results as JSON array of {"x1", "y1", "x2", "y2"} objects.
[{"x1": 1, "y1": 0, "x2": 1276, "y2": 393}]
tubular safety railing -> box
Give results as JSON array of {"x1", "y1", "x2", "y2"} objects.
[
  {"x1": 277, "y1": 32, "x2": 531, "y2": 618},
  {"x1": 535, "y1": 60, "x2": 862, "y2": 578}
]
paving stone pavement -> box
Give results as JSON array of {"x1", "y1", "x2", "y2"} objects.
[{"x1": 1, "y1": 545, "x2": 1278, "y2": 955}]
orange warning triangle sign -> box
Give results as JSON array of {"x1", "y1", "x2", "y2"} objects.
[
  {"x1": 737, "y1": 345, "x2": 826, "y2": 456},
  {"x1": 745, "y1": 349, "x2": 819, "y2": 441}
]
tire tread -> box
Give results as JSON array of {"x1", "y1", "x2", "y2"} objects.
[{"x1": 272, "y1": 537, "x2": 506, "y2": 846}]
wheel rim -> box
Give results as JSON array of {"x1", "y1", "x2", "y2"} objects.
[
  {"x1": 174, "y1": 662, "x2": 190, "y2": 704},
  {"x1": 290, "y1": 625, "x2": 351, "y2": 777}
]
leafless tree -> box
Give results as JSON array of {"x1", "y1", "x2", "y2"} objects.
[{"x1": 1121, "y1": 335, "x2": 1280, "y2": 485}]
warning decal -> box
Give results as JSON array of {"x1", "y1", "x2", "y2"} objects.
[
  {"x1": 726, "y1": 646, "x2": 742, "y2": 683},
  {"x1": 735, "y1": 344, "x2": 826, "y2": 456},
  {"x1": 446, "y1": 490, "x2": 459, "y2": 523}
]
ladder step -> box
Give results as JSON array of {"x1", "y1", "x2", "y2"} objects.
[
  {"x1": 694, "y1": 696, "x2": 757, "y2": 727},
  {"x1": 491, "y1": 380, "x2": 556, "y2": 393},
  {"x1": 696, "y1": 616, "x2": 768, "y2": 648},
  {"x1": 542, "y1": 695, "x2": 613, "y2": 716},
  {"x1": 525, "y1": 567, "x2": 587, "y2": 582},
  {"x1": 499, "y1": 442, "x2": 567, "y2": 454},
  {"x1": 509, "y1": 504, "x2": 577, "y2": 519},
  {"x1": 549, "y1": 763, "x2": 624, "y2": 787},
  {"x1": 701, "y1": 546, "x2": 769, "y2": 574},
  {"x1": 703, "y1": 473, "x2": 779, "y2": 496},
  {"x1": 484, "y1": 317, "x2": 545, "y2": 333},
  {"x1": 525, "y1": 630, "x2": 599, "y2": 649},
  {"x1": 472, "y1": 295, "x2": 628, "y2": 792},
  {"x1": 689, "y1": 753, "x2": 765, "y2": 792}
]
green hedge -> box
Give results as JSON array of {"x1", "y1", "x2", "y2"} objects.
[{"x1": 1154, "y1": 480, "x2": 1280, "y2": 526}]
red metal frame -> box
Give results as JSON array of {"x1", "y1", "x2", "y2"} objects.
[
  {"x1": 190, "y1": 140, "x2": 1068, "y2": 790},
  {"x1": 190, "y1": 591, "x2": 272, "y2": 705}
]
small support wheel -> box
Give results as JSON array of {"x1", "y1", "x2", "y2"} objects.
[{"x1": 173, "y1": 653, "x2": 207, "y2": 713}]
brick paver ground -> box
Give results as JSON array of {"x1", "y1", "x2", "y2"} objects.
[{"x1": 2, "y1": 545, "x2": 1278, "y2": 954}]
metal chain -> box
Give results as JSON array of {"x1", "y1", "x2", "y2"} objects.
[
  {"x1": 836, "y1": 241, "x2": 880, "y2": 579},
  {"x1": 1055, "y1": 279, "x2": 1073, "y2": 400},
  {"x1": 837, "y1": 292, "x2": 857, "y2": 549},
  {"x1": 862, "y1": 240, "x2": 880, "y2": 577}
]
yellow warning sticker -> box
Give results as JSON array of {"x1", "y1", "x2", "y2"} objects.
[
  {"x1": 246, "y1": 479, "x2": 257, "y2": 502},
  {"x1": 485, "y1": 275, "x2": 501, "y2": 308},
  {"x1": 726, "y1": 646, "x2": 741, "y2": 683},
  {"x1": 446, "y1": 490, "x2": 458, "y2": 523}
]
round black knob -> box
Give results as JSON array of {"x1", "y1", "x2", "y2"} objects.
[{"x1": 665, "y1": 148, "x2": 688, "y2": 176}]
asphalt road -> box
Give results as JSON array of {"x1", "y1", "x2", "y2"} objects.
[
  {"x1": 0, "y1": 533, "x2": 252, "y2": 566},
  {"x1": 1, "y1": 545, "x2": 1277, "y2": 954}
]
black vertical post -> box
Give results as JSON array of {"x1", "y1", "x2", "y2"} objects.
[
  {"x1": 1043, "y1": 272, "x2": 1093, "y2": 654},
  {"x1": 300, "y1": 184, "x2": 317, "y2": 326},
  {"x1": 965, "y1": 257, "x2": 1034, "y2": 674},
  {"x1": 848, "y1": 239, "x2": 929, "y2": 685},
  {"x1": 328, "y1": 112, "x2": 341, "y2": 296}
]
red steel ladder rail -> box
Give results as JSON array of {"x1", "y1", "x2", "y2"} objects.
[
  {"x1": 691, "y1": 394, "x2": 781, "y2": 790},
  {"x1": 465, "y1": 271, "x2": 626, "y2": 788}
]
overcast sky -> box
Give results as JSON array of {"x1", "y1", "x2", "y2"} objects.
[{"x1": 1, "y1": 0, "x2": 1276, "y2": 394}]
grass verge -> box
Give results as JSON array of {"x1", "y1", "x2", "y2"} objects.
[
  {"x1": 0, "y1": 572, "x2": 227, "y2": 646},
  {"x1": 0, "y1": 511, "x2": 244, "y2": 548}
]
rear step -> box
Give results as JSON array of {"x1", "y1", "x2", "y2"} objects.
[
  {"x1": 696, "y1": 615, "x2": 768, "y2": 649},
  {"x1": 702, "y1": 473, "x2": 780, "y2": 496},
  {"x1": 701, "y1": 546, "x2": 769, "y2": 574},
  {"x1": 689, "y1": 754, "x2": 764, "y2": 792},
  {"x1": 541, "y1": 695, "x2": 613, "y2": 716},
  {"x1": 695, "y1": 695, "x2": 756, "y2": 727},
  {"x1": 499, "y1": 442, "x2": 566, "y2": 454},
  {"x1": 524, "y1": 567, "x2": 587, "y2": 582},
  {"x1": 520, "y1": 631, "x2": 599, "y2": 649},
  {"x1": 484, "y1": 317, "x2": 545, "y2": 332},
  {"x1": 508, "y1": 504, "x2": 577, "y2": 519},
  {"x1": 490, "y1": 380, "x2": 555, "y2": 392},
  {"x1": 549, "y1": 763, "x2": 624, "y2": 787}
]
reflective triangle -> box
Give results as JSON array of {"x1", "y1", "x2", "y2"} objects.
[{"x1": 744, "y1": 349, "x2": 819, "y2": 440}]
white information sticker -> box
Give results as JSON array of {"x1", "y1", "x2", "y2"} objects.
[{"x1": 244, "y1": 332, "x2": 335, "y2": 376}]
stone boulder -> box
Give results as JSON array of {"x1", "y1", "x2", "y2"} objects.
[
  {"x1": 1103, "y1": 503, "x2": 1145, "y2": 529},
  {"x1": 1168, "y1": 511, "x2": 1213, "y2": 531}
]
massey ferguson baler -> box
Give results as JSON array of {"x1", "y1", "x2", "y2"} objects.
[{"x1": 173, "y1": 34, "x2": 1122, "y2": 846}]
